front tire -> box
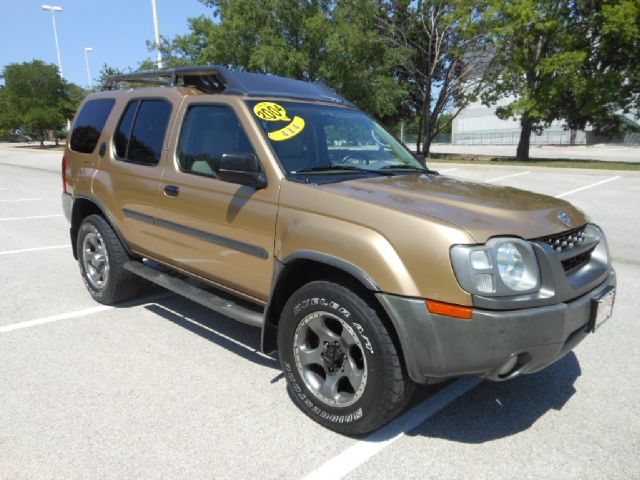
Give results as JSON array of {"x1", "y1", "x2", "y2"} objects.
[
  {"x1": 77, "y1": 214, "x2": 144, "y2": 305},
  {"x1": 278, "y1": 280, "x2": 414, "y2": 435}
]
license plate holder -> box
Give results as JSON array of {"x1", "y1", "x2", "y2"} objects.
[{"x1": 588, "y1": 287, "x2": 615, "y2": 333}]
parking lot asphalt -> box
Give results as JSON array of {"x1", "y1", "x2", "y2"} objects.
[{"x1": 1, "y1": 146, "x2": 639, "y2": 479}]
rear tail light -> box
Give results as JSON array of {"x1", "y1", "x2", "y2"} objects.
[{"x1": 61, "y1": 155, "x2": 68, "y2": 193}]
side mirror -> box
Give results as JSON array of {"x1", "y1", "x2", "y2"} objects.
[
  {"x1": 414, "y1": 153, "x2": 426, "y2": 166},
  {"x1": 215, "y1": 153, "x2": 267, "y2": 189}
]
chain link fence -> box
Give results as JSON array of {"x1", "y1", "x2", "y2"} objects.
[{"x1": 397, "y1": 127, "x2": 639, "y2": 147}]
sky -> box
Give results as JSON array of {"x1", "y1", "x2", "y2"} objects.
[{"x1": 0, "y1": 0, "x2": 211, "y2": 87}]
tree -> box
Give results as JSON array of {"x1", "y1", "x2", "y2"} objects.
[
  {"x1": 381, "y1": 0, "x2": 494, "y2": 155},
  {"x1": 481, "y1": 0, "x2": 639, "y2": 161},
  {"x1": 321, "y1": 0, "x2": 408, "y2": 119},
  {"x1": 0, "y1": 60, "x2": 83, "y2": 146},
  {"x1": 160, "y1": 0, "x2": 406, "y2": 119},
  {"x1": 555, "y1": 0, "x2": 640, "y2": 138}
]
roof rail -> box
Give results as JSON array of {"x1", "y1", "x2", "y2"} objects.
[{"x1": 106, "y1": 65, "x2": 354, "y2": 106}]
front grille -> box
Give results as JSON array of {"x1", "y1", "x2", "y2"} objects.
[
  {"x1": 560, "y1": 247, "x2": 596, "y2": 271},
  {"x1": 538, "y1": 225, "x2": 596, "y2": 272},
  {"x1": 542, "y1": 226, "x2": 587, "y2": 254}
]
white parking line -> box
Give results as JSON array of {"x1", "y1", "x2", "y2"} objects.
[
  {"x1": 301, "y1": 377, "x2": 483, "y2": 480},
  {"x1": 554, "y1": 176, "x2": 621, "y2": 198},
  {"x1": 0, "y1": 245, "x2": 68, "y2": 255},
  {"x1": 0, "y1": 198, "x2": 42, "y2": 202},
  {"x1": 0, "y1": 292, "x2": 174, "y2": 333},
  {"x1": 487, "y1": 171, "x2": 530, "y2": 182},
  {"x1": 0, "y1": 214, "x2": 64, "y2": 221},
  {"x1": 0, "y1": 305, "x2": 113, "y2": 333},
  {"x1": 439, "y1": 168, "x2": 458, "y2": 173}
]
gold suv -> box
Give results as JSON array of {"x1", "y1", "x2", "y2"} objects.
[{"x1": 62, "y1": 67, "x2": 616, "y2": 434}]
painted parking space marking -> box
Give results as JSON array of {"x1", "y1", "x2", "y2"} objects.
[
  {"x1": 0, "y1": 292, "x2": 174, "y2": 333},
  {"x1": 0, "y1": 198, "x2": 43, "y2": 202},
  {"x1": 487, "y1": 171, "x2": 531, "y2": 182},
  {"x1": 554, "y1": 176, "x2": 621, "y2": 198},
  {"x1": 0, "y1": 214, "x2": 64, "y2": 221},
  {"x1": 301, "y1": 377, "x2": 483, "y2": 480},
  {"x1": 0, "y1": 305, "x2": 113, "y2": 333},
  {"x1": 0, "y1": 245, "x2": 68, "y2": 255}
]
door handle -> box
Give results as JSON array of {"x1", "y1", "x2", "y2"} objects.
[{"x1": 164, "y1": 185, "x2": 180, "y2": 197}]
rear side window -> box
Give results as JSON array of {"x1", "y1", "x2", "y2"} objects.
[
  {"x1": 70, "y1": 99, "x2": 115, "y2": 154},
  {"x1": 177, "y1": 105, "x2": 255, "y2": 177},
  {"x1": 114, "y1": 99, "x2": 172, "y2": 165}
]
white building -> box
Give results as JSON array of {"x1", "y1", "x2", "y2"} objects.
[
  {"x1": 452, "y1": 97, "x2": 579, "y2": 145},
  {"x1": 452, "y1": 97, "x2": 640, "y2": 145}
]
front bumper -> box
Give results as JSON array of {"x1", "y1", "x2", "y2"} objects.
[{"x1": 376, "y1": 269, "x2": 616, "y2": 384}]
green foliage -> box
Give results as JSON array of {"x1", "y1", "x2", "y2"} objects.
[
  {"x1": 557, "y1": 0, "x2": 640, "y2": 136},
  {"x1": 0, "y1": 60, "x2": 85, "y2": 146},
  {"x1": 161, "y1": 0, "x2": 406, "y2": 119},
  {"x1": 481, "y1": 0, "x2": 640, "y2": 160}
]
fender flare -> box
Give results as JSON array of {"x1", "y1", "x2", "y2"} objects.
[
  {"x1": 70, "y1": 194, "x2": 134, "y2": 259},
  {"x1": 260, "y1": 250, "x2": 380, "y2": 354}
]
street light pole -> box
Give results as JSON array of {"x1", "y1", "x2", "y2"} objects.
[
  {"x1": 150, "y1": 0, "x2": 163, "y2": 69},
  {"x1": 42, "y1": 5, "x2": 64, "y2": 78},
  {"x1": 84, "y1": 47, "x2": 94, "y2": 89}
]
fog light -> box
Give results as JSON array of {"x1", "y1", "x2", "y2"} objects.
[{"x1": 475, "y1": 273, "x2": 495, "y2": 293}]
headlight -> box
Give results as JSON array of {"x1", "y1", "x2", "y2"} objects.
[
  {"x1": 496, "y1": 242, "x2": 538, "y2": 291},
  {"x1": 451, "y1": 238, "x2": 540, "y2": 296}
]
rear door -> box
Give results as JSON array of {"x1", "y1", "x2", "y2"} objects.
[
  {"x1": 91, "y1": 93, "x2": 178, "y2": 254},
  {"x1": 153, "y1": 97, "x2": 280, "y2": 301}
]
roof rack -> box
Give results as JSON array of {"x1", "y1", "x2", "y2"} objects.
[{"x1": 106, "y1": 65, "x2": 354, "y2": 106}]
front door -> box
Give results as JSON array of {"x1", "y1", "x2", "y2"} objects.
[{"x1": 153, "y1": 98, "x2": 280, "y2": 301}]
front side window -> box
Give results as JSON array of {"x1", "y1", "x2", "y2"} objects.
[
  {"x1": 248, "y1": 100, "x2": 425, "y2": 182},
  {"x1": 70, "y1": 98, "x2": 115, "y2": 154},
  {"x1": 114, "y1": 99, "x2": 172, "y2": 165},
  {"x1": 177, "y1": 105, "x2": 256, "y2": 177}
]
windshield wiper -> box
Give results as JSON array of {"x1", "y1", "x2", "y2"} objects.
[
  {"x1": 379, "y1": 164, "x2": 439, "y2": 175},
  {"x1": 378, "y1": 164, "x2": 434, "y2": 173},
  {"x1": 293, "y1": 165, "x2": 392, "y2": 175}
]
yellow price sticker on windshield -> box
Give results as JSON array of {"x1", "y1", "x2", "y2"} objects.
[
  {"x1": 268, "y1": 116, "x2": 306, "y2": 141},
  {"x1": 253, "y1": 102, "x2": 291, "y2": 122}
]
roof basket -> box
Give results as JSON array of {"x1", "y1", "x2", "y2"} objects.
[
  {"x1": 105, "y1": 65, "x2": 354, "y2": 106},
  {"x1": 106, "y1": 66, "x2": 231, "y2": 93}
]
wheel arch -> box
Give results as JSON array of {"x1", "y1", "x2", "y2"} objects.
[
  {"x1": 70, "y1": 195, "x2": 132, "y2": 260},
  {"x1": 261, "y1": 251, "x2": 398, "y2": 355}
]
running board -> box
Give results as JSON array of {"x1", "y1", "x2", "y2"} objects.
[{"x1": 124, "y1": 261, "x2": 264, "y2": 328}]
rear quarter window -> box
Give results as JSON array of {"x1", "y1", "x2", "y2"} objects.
[{"x1": 70, "y1": 99, "x2": 116, "y2": 154}]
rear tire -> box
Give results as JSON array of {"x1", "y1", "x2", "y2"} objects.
[
  {"x1": 77, "y1": 214, "x2": 145, "y2": 305},
  {"x1": 278, "y1": 280, "x2": 414, "y2": 435}
]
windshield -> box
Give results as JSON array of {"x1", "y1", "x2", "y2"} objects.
[{"x1": 248, "y1": 100, "x2": 425, "y2": 179}]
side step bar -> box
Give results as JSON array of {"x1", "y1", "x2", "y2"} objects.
[{"x1": 124, "y1": 261, "x2": 264, "y2": 328}]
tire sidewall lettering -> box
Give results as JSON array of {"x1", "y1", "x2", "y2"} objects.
[
  {"x1": 292, "y1": 296, "x2": 373, "y2": 355},
  {"x1": 284, "y1": 361, "x2": 364, "y2": 424}
]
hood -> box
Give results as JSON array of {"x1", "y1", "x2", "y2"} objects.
[{"x1": 319, "y1": 173, "x2": 587, "y2": 243}]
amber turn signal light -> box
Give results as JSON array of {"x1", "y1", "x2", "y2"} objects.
[{"x1": 426, "y1": 300, "x2": 473, "y2": 320}]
